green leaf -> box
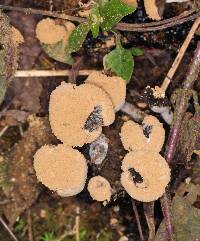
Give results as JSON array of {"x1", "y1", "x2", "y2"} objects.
[
  {"x1": 89, "y1": 5, "x2": 102, "y2": 38},
  {"x1": 105, "y1": 45, "x2": 134, "y2": 82},
  {"x1": 131, "y1": 47, "x2": 144, "y2": 56},
  {"x1": 69, "y1": 22, "x2": 91, "y2": 52},
  {"x1": 42, "y1": 41, "x2": 74, "y2": 65},
  {"x1": 99, "y1": 0, "x2": 135, "y2": 31}
]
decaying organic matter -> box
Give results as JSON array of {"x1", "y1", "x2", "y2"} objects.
[
  {"x1": 0, "y1": 11, "x2": 19, "y2": 104},
  {"x1": 1, "y1": 116, "x2": 55, "y2": 225}
]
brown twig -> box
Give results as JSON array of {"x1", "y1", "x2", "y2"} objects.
[
  {"x1": 131, "y1": 200, "x2": 144, "y2": 241},
  {"x1": 27, "y1": 210, "x2": 33, "y2": 241},
  {"x1": 166, "y1": 41, "x2": 200, "y2": 165},
  {"x1": 161, "y1": 41, "x2": 200, "y2": 241},
  {"x1": 0, "y1": 216, "x2": 19, "y2": 241},
  {"x1": 68, "y1": 56, "x2": 84, "y2": 84},
  {"x1": 143, "y1": 202, "x2": 155, "y2": 241},
  {"x1": 14, "y1": 69, "x2": 94, "y2": 77},
  {"x1": 0, "y1": 4, "x2": 199, "y2": 32}
]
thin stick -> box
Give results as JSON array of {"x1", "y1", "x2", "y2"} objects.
[
  {"x1": 131, "y1": 200, "x2": 144, "y2": 241},
  {"x1": 0, "y1": 5, "x2": 199, "y2": 32},
  {"x1": 161, "y1": 41, "x2": 200, "y2": 241},
  {"x1": 0, "y1": 126, "x2": 8, "y2": 138},
  {"x1": 68, "y1": 56, "x2": 84, "y2": 84},
  {"x1": 0, "y1": 216, "x2": 19, "y2": 241},
  {"x1": 143, "y1": 202, "x2": 155, "y2": 241},
  {"x1": 0, "y1": 4, "x2": 85, "y2": 23},
  {"x1": 27, "y1": 210, "x2": 33, "y2": 241},
  {"x1": 75, "y1": 207, "x2": 80, "y2": 241},
  {"x1": 14, "y1": 69, "x2": 93, "y2": 77},
  {"x1": 161, "y1": 17, "x2": 200, "y2": 93}
]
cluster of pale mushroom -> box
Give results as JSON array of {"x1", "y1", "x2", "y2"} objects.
[
  {"x1": 120, "y1": 115, "x2": 171, "y2": 202},
  {"x1": 33, "y1": 71, "x2": 126, "y2": 202},
  {"x1": 33, "y1": 70, "x2": 170, "y2": 203}
]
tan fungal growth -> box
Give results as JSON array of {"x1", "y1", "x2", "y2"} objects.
[
  {"x1": 87, "y1": 176, "x2": 112, "y2": 202},
  {"x1": 123, "y1": 0, "x2": 138, "y2": 7},
  {"x1": 85, "y1": 71, "x2": 126, "y2": 111},
  {"x1": 11, "y1": 26, "x2": 24, "y2": 46},
  {"x1": 120, "y1": 115, "x2": 165, "y2": 152},
  {"x1": 49, "y1": 82, "x2": 115, "y2": 146},
  {"x1": 121, "y1": 151, "x2": 170, "y2": 202},
  {"x1": 34, "y1": 144, "x2": 88, "y2": 196},
  {"x1": 36, "y1": 18, "x2": 75, "y2": 44},
  {"x1": 144, "y1": 0, "x2": 161, "y2": 20}
]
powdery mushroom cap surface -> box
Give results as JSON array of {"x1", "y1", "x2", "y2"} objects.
[
  {"x1": 85, "y1": 71, "x2": 126, "y2": 111},
  {"x1": 120, "y1": 115, "x2": 165, "y2": 152},
  {"x1": 87, "y1": 176, "x2": 112, "y2": 202},
  {"x1": 49, "y1": 82, "x2": 115, "y2": 146},
  {"x1": 36, "y1": 18, "x2": 75, "y2": 44},
  {"x1": 144, "y1": 0, "x2": 161, "y2": 20},
  {"x1": 34, "y1": 144, "x2": 88, "y2": 196},
  {"x1": 121, "y1": 151, "x2": 170, "y2": 202}
]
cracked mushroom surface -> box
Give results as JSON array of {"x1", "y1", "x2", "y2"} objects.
[
  {"x1": 36, "y1": 18, "x2": 75, "y2": 44},
  {"x1": 34, "y1": 144, "x2": 88, "y2": 196},
  {"x1": 87, "y1": 176, "x2": 112, "y2": 202},
  {"x1": 120, "y1": 115, "x2": 165, "y2": 152},
  {"x1": 49, "y1": 82, "x2": 115, "y2": 146},
  {"x1": 85, "y1": 71, "x2": 126, "y2": 111},
  {"x1": 121, "y1": 151, "x2": 170, "y2": 202}
]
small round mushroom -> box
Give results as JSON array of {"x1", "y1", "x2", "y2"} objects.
[
  {"x1": 87, "y1": 176, "x2": 112, "y2": 202},
  {"x1": 34, "y1": 144, "x2": 88, "y2": 196},
  {"x1": 120, "y1": 115, "x2": 165, "y2": 152},
  {"x1": 36, "y1": 18, "x2": 75, "y2": 44},
  {"x1": 121, "y1": 151, "x2": 170, "y2": 202},
  {"x1": 49, "y1": 82, "x2": 115, "y2": 146},
  {"x1": 85, "y1": 71, "x2": 126, "y2": 111}
]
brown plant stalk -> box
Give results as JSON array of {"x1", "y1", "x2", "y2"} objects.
[{"x1": 161, "y1": 41, "x2": 200, "y2": 241}]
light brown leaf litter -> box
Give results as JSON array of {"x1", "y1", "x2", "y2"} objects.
[
  {"x1": 1, "y1": 116, "x2": 55, "y2": 226},
  {"x1": 121, "y1": 151, "x2": 170, "y2": 202},
  {"x1": 36, "y1": 18, "x2": 75, "y2": 44},
  {"x1": 34, "y1": 144, "x2": 88, "y2": 196},
  {"x1": 49, "y1": 82, "x2": 115, "y2": 146},
  {"x1": 87, "y1": 175, "x2": 112, "y2": 202},
  {"x1": 5, "y1": 12, "x2": 43, "y2": 113},
  {"x1": 144, "y1": 0, "x2": 162, "y2": 20},
  {"x1": 120, "y1": 115, "x2": 165, "y2": 152},
  {"x1": 85, "y1": 71, "x2": 126, "y2": 111}
]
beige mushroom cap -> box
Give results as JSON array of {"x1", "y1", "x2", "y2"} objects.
[
  {"x1": 34, "y1": 144, "x2": 88, "y2": 196},
  {"x1": 85, "y1": 71, "x2": 126, "y2": 111},
  {"x1": 36, "y1": 18, "x2": 75, "y2": 44},
  {"x1": 121, "y1": 151, "x2": 170, "y2": 202},
  {"x1": 49, "y1": 82, "x2": 115, "y2": 146},
  {"x1": 120, "y1": 115, "x2": 165, "y2": 152},
  {"x1": 144, "y1": 0, "x2": 161, "y2": 20},
  {"x1": 87, "y1": 176, "x2": 112, "y2": 202}
]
